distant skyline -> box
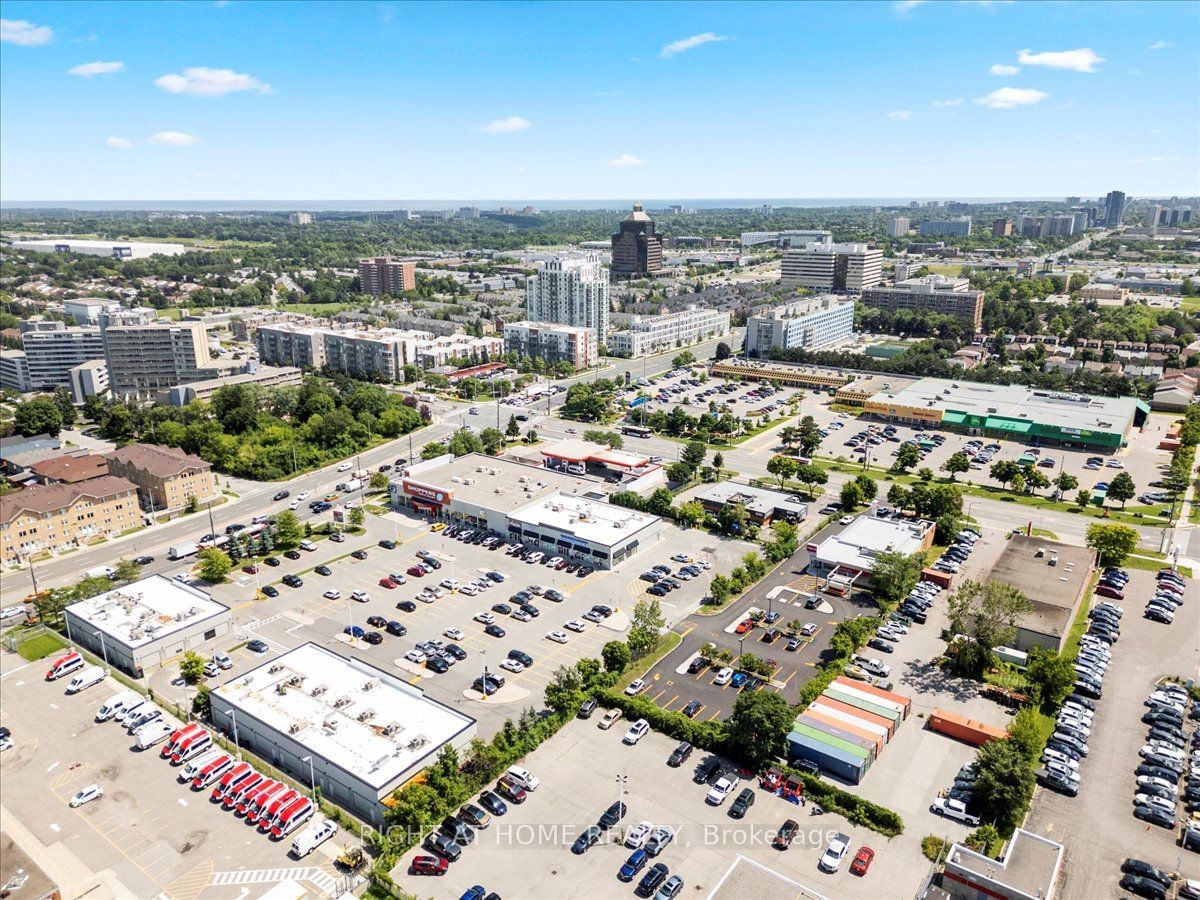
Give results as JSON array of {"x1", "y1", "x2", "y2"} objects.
[{"x1": 2, "y1": 1, "x2": 1197, "y2": 201}]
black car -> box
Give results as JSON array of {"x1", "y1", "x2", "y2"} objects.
[
  {"x1": 273, "y1": 490, "x2": 290, "y2": 501},
  {"x1": 284, "y1": 550, "x2": 301, "y2": 560},
  {"x1": 444, "y1": 643, "x2": 467, "y2": 660},
  {"x1": 363, "y1": 631, "x2": 383, "y2": 645},
  {"x1": 262, "y1": 556, "x2": 280, "y2": 567},
  {"x1": 899, "y1": 606, "x2": 928, "y2": 624},
  {"x1": 598, "y1": 801, "x2": 627, "y2": 829},
  {"x1": 668, "y1": 741, "x2": 693, "y2": 767},
  {"x1": 1120, "y1": 874, "x2": 1167, "y2": 900},
  {"x1": 283, "y1": 574, "x2": 303, "y2": 587},
  {"x1": 379, "y1": 539, "x2": 396, "y2": 549},
  {"x1": 426, "y1": 832, "x2": 462, "y2": 861},
  {"x1": 247, "y1": 639, "x2": 269, "y2": 653},
  {"x1": 478, "y1": 790, "x2": 507, "y2": 817},
  {"x1": 426, "y1": 656, "x2": 449, "y2": 673},
  {"x1": 492, "y1": 603, "x2": 513, "y2": 616},
  {"x1": 474, "y1": 676, "x2": 503, "y2": 695},
  {"x1": 519, "y1": 603, "x2": 540, "y2": 618},
  {"x1": 1135, "y1": 764, "x2": 1179, "y2": 782},
  {"x1": 647, "y1": 584, "x2": 668, "y2": 597},
  {"x1": 315, "y1": 565, "x2": 333, "y2": 576},
  {"x1": 682, "y1": 700, "x2": 702, "y2": 718},
  {"x1": 1133, "y1": 804, "x2": 1175, "y2": 829},
  {"x1": 133, "y1": 555, "x2": 155, "y2": 565},
  {"x1": 687, "y1": 657, "x2": 707, "y2": 674},
  {"x1": 351, "y1": 549, "x2": 368, "y2": 560},
  {"x1": 1036, "y1": 768, "x2": 1078, "y2": 796},
  {"x1": 484, "y1": 624, "x2": 506, "y2": 638},
  {"x1": 386, "y1": 621, "x2": 407, "y2": 637},
  {"x1": 572, "y1": 825, "x2": 603, "y2": 854},
  {"x1": 508, "y1": 649, "x2": 533, "y2": 668},
  {"x1": 694, "y1": 758, "x2": 721, "y2": 785},
  {"x1": 396, "y1": 600, "x2": 417, "y2": 612},
  {"x1": 577, "y1": 566, "x2": 594, "y2": 577},
  {"x1": 635, "y1": 862, "x2": 669, "y2": 898},
  {"x1": 867, "y1": 638, "x2": 895, "y2": 654},
  {"x1": 367, "y1": 615, "x2": 388, "y2": 628},
  {"x1": 729, "y1": 788, "x2": 755, "y2": 819}
]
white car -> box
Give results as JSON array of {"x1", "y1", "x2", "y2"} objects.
[
  {"x1": 440, "y1": 578, "x2": 461, "y2": 591},
  {"x1": 624, "y1": 678, "x2": 646, "y2": 696},
  {"x1": 443, "y1": 628, "x2": 465, "y2": 641},
  {"x1": 839, "y1": 516, "x2": 856, "y2": 526},
  {"x1": 714, "y1": 667, "x2": 734, "y2": 686},
  {"x1": 344, "y1": 500, "x2": 358, "y2": 510},
  {"x1": 350, "y1": 590, "x2": 370, "y2": 603},
  {"x1": 624, "y1": 821, "x2": 653, "y2": 848},
  {"x1": 697, "y1": 560, "x2": 712, "y2": 570},
  {"x1": 323, "y1": 589, "x2": 341, "y2": 600},
  {"x1": 404, "y1": 649, "x2": 427, "y2": 663},
  {"x1": 288, "y1": 500, "x2": 300, "y2": 510},
  {"x1": 459, "y1": 584, "x2": 478, "y2": 596},
  {"x1": 856, "y1": 657, "x2": 890, "y2": 677},
  {"x1": 671, "y1": 553, "x2": 692, "y2": 563},
  {"x1": 418, "y1": 592, "x2": 437, "y2": 604},
  {"x1": 474, "y1": 612, "x2": 496, "y2": 625},
  {"x1": 511, "y1": 610, "x2": 533, "y2": 623},
  {"x1": 69, "y1": 784, "x2": 103, "y2": 808},
  {"x1": 499, "y1": 658, "x2": 525, "y2": 674},
  {"x1": 705, "y1": 776, "x2": 738, "y2": 805},
  {"x1": 546, "y1": 557, "x2": 563, "y2": 567},
  {"x1": 337, "y1": 462, "x2": 352, "y2": 472},
  {"x1": 546, "y1": 630, "x2": 570, "y2": 644},
  {"x1": 598, "y1": 709, "x2": 623, "y2": 730},
  {"x1": 801, "y1": 623, "x2": 818, "y2": 636},
  {"x1": 818, "y1": 832, "x2": 851, "y2": 872},
  {"x1": 565, "y1": 619, "x2": 587, "y2": 633},
  {"x1": 1137, "y1": 774, "x2": 1177, "y2": 793},
  {"x1": 297, "y1": 491, "x2": 311, "y2": 500},
  {"x1": 623, "y1": 719, "x2": 650, "y2": 745}
]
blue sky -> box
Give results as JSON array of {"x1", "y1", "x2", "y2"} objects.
[{"x1": 1, "y1": 0, "x2": 1197, "y2": 202}]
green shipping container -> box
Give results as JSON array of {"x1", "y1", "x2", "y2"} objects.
[
  {"x1": 824, "y1": 686, "x2": 903, "y2": 724},
  {"x1": 790, "y1": 721, "x2": 871, "y2": 762}
]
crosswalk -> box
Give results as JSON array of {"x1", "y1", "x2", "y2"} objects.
[{"x1": 209, "y1": 866, "x2": 338, "y2": 893}]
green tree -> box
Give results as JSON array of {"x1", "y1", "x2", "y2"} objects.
[
  {"x1": 1053, "y1": 471, "x2": 1079, "y2": 497},
  {"x1": 675, "y1": 500, "x2": 705, "y2": 529},
  {"x1": 385, "y1": 783, "x2": 442, "y2": 836},
  {"x1": 369, "y1": 472, "x2": 389, "y2": 492},
  {"x1": 964, "y1": 824, "x2": 1002, "y2": 856},
  {"x1": 709, "y1": 573, "x2": 732, "y2": 605},
  {"x1": 1023, "y1": 466, "x2": 1050, "y2": 495},
  {"x1": 627, "y1": 598, "x2": 666, "y2": 660},
  {"x1": 766, "y1": 454, "x2": 798, "y2": 487},
  {"x1": 525, "y1": 428, "x2": 538, "y2": 443},
  {"x1": 854, "y1": 473, "x2": 877, "y2": 500},
  {"x1": 989, "y1": 460, "x2": 1021, "y2": 489},
  {"x1": 421, "y1": 441, "x2": 446, "y2": 460},
  {"x1": 715, "y1": 342, "x2": 732, "y2": 360},
  {"x1": 946, "y1": 579, "x2": 1033, "y2": 674},
  {"x1": 112, "y1": 558, "x2": 142, "y2": 583},
  {"x1": 197, "y1": 547, "x2": 232, "y2": 583},
  {"x1": 51, "y1": 386, "x2": 77, "y2": 428},
  {"x1": 544, "y1": 664, "x2": 585, "y2": 712},
  {"x1": 712, "y1": 451, "x2": 724, "y2": 471},
  {"x1": 274, "y1": 510, "x2": 302, "y2": 548},
  {"x1": 1085, "y1": 522, "x2": 1139, "y2": 565},
  {"x1": 763, "y1": 520, "x2": 799, "y2": 563},
  {"x1": 1005, "y1": 707, "x2": 1045, "y2": 763},
  {"x1": 14, "y1": 396, "x2": 64, "y2": 437},
  {"x1": 840, "y1": 480, "x2": 863, "y2": 510},
  {"x1": 794, "y1": 462, "x2": 828, "y2": 498},
  {"x1": 666, "y1": 461, "x2": 693, "y2": 483},
  {"x1": 1024, "y1": 647, "x2": 1077, "y2": 711},
  {"x1": 448, "y1": 429, "x2": 484, "y2": 456},
  {"x1": 893, "y1": 443, "x2": 920, "y2": 473},
  {"x1": 479, "y1": 427, "x2": 506, "y2": 455},
  {"x1": 681, "y1": 440, "x2": 707, "y2": 471},
  {"x1": 349, "y1": 506, "x2": 365, "y2": 528},
  {"x1": 672, "y1": 351, "x2": 696, "y2": 368},
  {"x1": 602, "y1": 640, "x2": 631, "y2": 673},
  {"x1": 716, "y1": 501, "x2": 749, "y2": 535},
  {"x1": 192, "y1": 684, "x2": 212, "y2": 718},
  {"x1": 887, "y1": 483, "x2": 912, "y2": 511},
  {"x1": 942, "y1": 452, "x2": 970, "y2": 481},
  {"x1": 180, "y1": 650, "x2": 207, "y2": 684},
  {"x1": 797, "y1": 416, "x2": 822, "y2": 456},
  {"x1": 870, "y1": 550, "x2": 926, "y2": 611},
  {"x1": 1105, "y1": 471, "x2": 1136, "y2": 508},
  {"x1": 506, "y1": 415, "x2": 520, "y2": 438},
  {"x1": 726, "y1": 690, "x2": 794, "y2": 772},
  {"x1": 1075, "y1": 488, "x2": 1093, "y2": 508},
  {"x1": 972, "y1": 738, "x2": 1036, "y2": 829}
]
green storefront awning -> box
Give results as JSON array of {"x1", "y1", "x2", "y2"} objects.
[
  {"x1": 942, "y1": 411, "x2": 967, "y2": 425},
  {"x1": 984, "y1": 417, "x2": 1032, "y2": 434}
]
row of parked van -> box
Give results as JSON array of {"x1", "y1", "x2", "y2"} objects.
[{"x1": 46, "y1": 651, "x2": 106, "y2": 694}]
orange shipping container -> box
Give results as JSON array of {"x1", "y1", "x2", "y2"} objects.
[
  {"x1": 812, "y1": 695, "x2": 895, "y2": 739},
  {"x1": 833, "y1": 676, "x2": 913, "y2": 717},
  {"x1": 928, "y1": 708, "x2": 1007, "y2": 746}
]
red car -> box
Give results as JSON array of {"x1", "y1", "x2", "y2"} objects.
[
  {"x1": 379, "y1": 577, "x2": 396, "y2": 589},
  {"x1": 242, "y1": 564, "x2": 258, "y2": 574},
  {"x1": 409, "y1": 855, "x2": 448, "y2": 876},
  {"x1": 407, "y1": 566, "x2": 426, "y2": 577},
  {"x1": 735, "y1": 619, "x2": 754, "y2": 635},
  {"x1": 1095, "y1": 584, "x2": 1124, "y2": 600},
  {"x1": 850, "y1": 846, "x2": 874, "y2": 876}
]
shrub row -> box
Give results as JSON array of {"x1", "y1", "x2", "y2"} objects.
[
  {"x1": 592, "y1": 688, "x2": 730, "y2": 752},
  {"x1": 781, "y1": 765, "x2": 904, "y2": 837}
]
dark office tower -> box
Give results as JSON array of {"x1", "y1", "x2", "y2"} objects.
[
  {"x1": 610, "y1": 202, "x2": 664, "y2": 279},
  {"x1": 1103, "y1": 190, "x2": 1126, "y2": 227}
]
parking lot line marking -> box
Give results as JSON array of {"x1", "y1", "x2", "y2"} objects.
[
  {"x1": 778, "y1": 670, "x2": 797, "y2": 689},
  {"x1": 706, "y1": 709, "x2": 721, "y2": 721},
  {"x1": 649, "y1": 689, "x2": 666, "y2": 702},
  {"x1": 45, "y1": 761, "x2": 59, "y2": 773},
  {"x1": 661, "y1": 694, "x2": 679, "y2": 709}
]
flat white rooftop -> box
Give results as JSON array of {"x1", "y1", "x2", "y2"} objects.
[
  {"x1": 812, "y1": 516, "x2": 933, "y2": 572},
  {"x1": 65, "y1": 575, "x2": 228, "y2": 649},
  {"x1": 510, "y1": 492, "x2": 659, "y2": 547},
  {"x1": 12, "y1": 238, "x2": 188, "y2": 257},
  {"x1": 215, "y1": 643, "x2": 474, "y2": 790}
]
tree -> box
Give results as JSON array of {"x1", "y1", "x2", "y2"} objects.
[
  {"x1": 964, "y1": 824, "x2": 1002, "y2": 856},
  {"x1": 681, "y1": 441, "x2": 707, "y2": 471},
  {"x1": 672, "y1": 351, "x2": 696, "y2": 368},
  {"x1": 666, "y1": 461, "x2": 693, "y2": 484},
  {"x1": 192, "y1": 684, "x2": 212, "y2": 718},
  {"x1": 794, "y1": 462, "x2": 827, "y2": 498},
  {"x1": 972, "y1": 738, "x2": 1036, "y2": 829},
  {"x1": 989, "y1": 460, "x2": 1021, "y2": 489},
  {"x1": 197, "y1": 547, "x2": 232, "y2": 583},
  {"x1": 887, "y1": 483, "x2": 911, "y2": 511},
  {"x1": 274, "y1": 510, "x2": 302, "y2": 548},
  {"x1": 369, "y1": 472, "x2": 389, "y2": 492},
  {"x1": 1085, "y1": 522, "x2": 1138, "y2": 565},
  {"x1": 766, "y1": 455, "x2": 798, "y2": 488},
  {"x1": 448, "y1": 429, "x2": 484, "y2": 456},
  {"x1": 1075, "y1": 488, "x2": 1093, "y2": 508},
  {"x1": 1053, "y1": 471, "x2": 1078, "y2": 497},
  {"x1": 51, "y1": 386, "x2": 77, "y2": 428},
  {"x1": 870, "y1": 550, "x2": 926, "y2": 611},
  {"x1": 1024, "y1": 647, "x2": 1077, "y2": 711},
  {"x1": 349, "y1": 506, "x2": 365, "y2": 528},
  {"x1": 716, "y1": 501, "x2": 749, "y2": 535},
  {"x1": 840, "y1": 481, "x2": 863, "y2": 510},
  {"x1": 506, "y1": 415, "x2": 520, "y2": 438},
  {"x1": 1005, "y1": 707, "x2": 1045, "y2": 763},
  {"x1": 946, "y1": 579, "x2": 1033, "y2": 674},
  {"x1": 113, "y1": 558, "x2": 142, "y2": 583},
  {"x1": 714, "y1": 342, "x2": 732, "y2": 360},
  {"x1": 854, "y1": 474, "x2": 877, "y2": 501},
  {"x1": 525, "y1": 428, "x2": 538, "y2": 443},
  {"x1": 421, "y1": 441, "x2": 446, "y2": 460},
  {"x1": 942, "y1": 452, "x2": 970, "y2": 481},
  {"x1": 726, "y1": 690, "x2": 794, "y2": 772},
  {"x1": 712, "y1": 452, "x2": 724, "y2": 471},
  {"x1": 385, "y1": 783, "x2": 442, "y2": 836},
  {"x1": 544, "y1": 664, "x2": 585, "y2": 712},
  {"x1": 893, "y1": 443, "x2": 920, "y2": 473},
  {"x1": 763, "y1": 520, "x2": 799, "y2": 563},
  {"x1": 479, "y1": 427, "x2": 505, "y2": 455},
  {"x1": 797, "y1": 416, "x2": 822, "y2": 456},
  {"x1": 675, "y1": 500, "x2": 705, "y2": 529},
  {"x1": 1106, "y1": 471, "x2": 1136, "y2": 508},
  {"x1": 14, "y1": 397, "x2": 64, "y2": 437},
  {"x1": 709, "y1": 573, "x2": 732, "y2": 606},
  {"x1": 627, "y1": 598, "x2": 666, "y2": 660},
  {"x1": 180, "y1": 650, "x2": 207, "y2": 684},
  {"x1": 602, "y1": 640, "x2": 631, "y2": 673}
]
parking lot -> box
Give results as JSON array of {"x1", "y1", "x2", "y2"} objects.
[
  {"x1": 1024, "y1": 568, "x2": 1200, "y2": 900},
  {"x1": 393, "y1": 718, "x2": 931, "y2": 899},
  {"x1": 0, "y1": 656, "x2": 343, "y2": 900}
]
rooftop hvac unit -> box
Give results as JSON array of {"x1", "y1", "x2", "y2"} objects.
[
  {"x1": 129, "y1": 627, "x2": 143, "y2": 641},
  {"x1": 310, "y1": 684, "x2": 327, "y2": 696},
  {"x1": 363, "y1": 679, "x2": 378, "y2": 692},
  {"x1": 269, "y1": 664, "x2": 284, "y2": 674},
  {"x1": 476, "y1": 466, "x2": 485, "y2": 473},
  {"x1": 357, "y1": 708, "x2": 375, "y2": 722},
  {"x1": 288, "y1": 722, "x2": 302, "y2": 734},
  {"x1": 287, "y1": 674, "x2": 304, "y2": 687},
  {"x1": 451, "y1": 476, "x2": 463, "y2": 483},
  {"x1": 323, "y1": 719, "x2": 338, "y2": 732},
  {"x1": 406, "y1": 735, "x2": 429, "y2": 751},
  {"x1": 464, "y1": 478, "x2": 474, "y2": 485},
  {"x1": 276, "y1": 683, "x2": 287, "y2": 695},
  {"x1": 333, "y1": 695, "x2": 352, "y2": 708},
  {"x1": 381, "y1": 721, "x2": 403, "y2": 737}
]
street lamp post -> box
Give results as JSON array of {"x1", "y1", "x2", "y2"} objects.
[
  {"x1": 91, "y1": 630, "x2": 110, "y2": 673},
  {"x1": 615, "y1": 774, "x2": 627, "y2": 813},
  {"x1": 301, "y1": 754, "x2": 317, "y2": 798},
  {"x1": 224, "y1": 708, "x2": 241, "y2": 759}
]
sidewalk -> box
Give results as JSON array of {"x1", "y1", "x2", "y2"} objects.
[{"x1": 1, "y1": 802, "x2": 134, "y2": 900}]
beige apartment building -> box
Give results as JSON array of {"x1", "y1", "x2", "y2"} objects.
[
  {"x1": 106, "y1": 444, "x2": 218, "y2": 514},
  {"x1": 103, "y1": 321, "x2": 211, "y2": 400},
  {"x1": 0, "y1": 476, "x2": 140, "y2": 566}
]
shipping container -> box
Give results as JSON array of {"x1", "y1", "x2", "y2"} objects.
[
  {"x1": 808, "y1": 702, "x2": 891, "y2": 746},
  {"x1": 928, "y1": 708, "x2": 1008, "y2": 746},
  {"x1": 833, "y1": 676, "x2": 912, "y2": 716},
  {"x1": 823, "y1": 686, "x2": 903, "y2": 724},
  {"x1": 828, "y1": 681, "x2": 907, "y2": 717},
  {"x1": 799, "y1": 712, "x2": 882, "y2": 757},
  {"x1": 811, "y1": 696, "x2": 895, "y2": 739},
  {"x1": 787, "y1": 727, "x2": 870, "y2": 784}
]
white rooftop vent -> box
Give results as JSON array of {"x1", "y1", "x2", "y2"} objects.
[
  {"x1": 310, "y1": 684, "x2": 327, "y2": 696},
  {"x1": 357, "y1": 708, "x2": 375, "y2": 722}
]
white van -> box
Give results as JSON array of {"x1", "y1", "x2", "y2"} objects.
[
  {"x1": 290, "y1": 818, "x2": 338, "y2": 858},
  {"x1": 125, "y1": 705, "x2": 162, "y2": 733},
  {"x1": 115, "y1": 697, "x2": 147, "y2": 725},
  {"x1": 65, "y1": 665, "x2": 105, "y2": 695},
  {"x1": 96, "y1": 691, "x2": 140, "y2": 722},
  {"x1": 179, "y1": 749, "x2": 224, "y2": 783},
  {"x1": 505, "y1": 765, "x2": 540, "y2": 792},
  {"x1": 135, "y1": 720, "x2": 174, "y2": 750}
]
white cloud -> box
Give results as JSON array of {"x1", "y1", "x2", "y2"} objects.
[
  {"x1": 147, "y1": 131, "x2": 200, "y2": 147},
  {"x1": 893, "y1": 0, "x2": 928, "y2": 12},
  {"x1": 1148, "y1": 40, "x2": 1170, "y2": 50},
  {"x1": 886, "y1": 110, "x2": 911, "y2": 121},
  {"x1": 975, "y1": 87, "x2": 1049, "y2": 109},
  {"x1": 68, "y1": 60, "x2": 124, "y2": 77},
  {"x1": 1, "y1": 18, "x2": 55, "y2": 46},
  {"x1": 479, "y1": 116, "x2": 531, "y2": 134},
  {"x1": 990, "y1": 63, "x2": 1020, "y2": 75},
  {"x1": 660, "y1": 32, "x2": 729, "y2": 58},
  {"x1": 155, "y1": 67, "x2": 271, "y2": 97},
  {"x1": 104, "y1": 136, "x2": 132, "y2": 149},
  {"x1": 606, "y1": 153, "x2": 645, "y2": 168},
  {"x1": 932, "y1": 98, "x2": 964, "y2": 107},
  {"x1": 1016, "y1": 48, "x2": 1104, "y2": 73}
]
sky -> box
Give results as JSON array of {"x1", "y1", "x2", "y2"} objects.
[{"x1": 1, "y1": 0, "x2": 1197, "y2": 203}]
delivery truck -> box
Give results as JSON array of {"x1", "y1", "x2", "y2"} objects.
[{"x1": 168, "y1": 542, "x2": 199, "y2": 560}]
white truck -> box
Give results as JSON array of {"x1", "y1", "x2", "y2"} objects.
[
  {"x1": 86, "y1": 565, "x2": 117, "y2": 580},
  {"x1": 168, "y1": 542, "x2": 199, "y2": 560},
  {"x1": 930, "y1": 797, "x2": 981, "y2": 826},
  {"x1": 134, "y1": 720, "x2": 174, "y2": 750},
  {"x1": 337, "y1": 478, "x2": 363, "y2": 493}
]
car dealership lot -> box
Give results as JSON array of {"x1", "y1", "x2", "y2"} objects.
[{"x1": 393, "y1": 719, "x2": 928, "y2": 899}]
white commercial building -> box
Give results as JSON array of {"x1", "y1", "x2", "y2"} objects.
[
  {"x1": 11, "y1": 238, "x2": 187, "y2": 258},
  {"x1": 211, "y1": 643, "x2": 475, "y2": 827},
  {"x1": 68, "y1": 359, "x2": 110, "y2": 403},
  {"x1": 508, "y1": 492, "x2": 662, "y2": 569},
  {"x1": 607, "y1": 306, "x2": 731, "y2": 357},
  {"x1": 781, "y1": 242, "x2": 884, "y2": 293},
  {"x1": 745, "y1": 295, "x2": 855, "y2": 355},
  {"x1": 64, "y1": 297, "x2": 124, "y2": 325},
  {"x1": 525, "y1": 253, "x2": 610, "y2": 346},
  {"x1": 0, "y1": 350, "x2": 31, "y2": 392},
  {"x1": 22, "y1": 327, "x2": 106, "y2": 389},
  {"x1": 740, "y1": 230, "x2": 833, "y2": 248},
  {"x1": 288, "y1": 212, "x2": 313, "y2": 226},
  {"x1": 807, "y1": 516, "x2": 935, "y2": 580},
  {"x1": 63, "y1": 575, "x2": 232, "y2": 677}
]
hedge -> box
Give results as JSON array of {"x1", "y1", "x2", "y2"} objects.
[{"x1": 780, "y1": 764, "x2": 904, "y2": 837}]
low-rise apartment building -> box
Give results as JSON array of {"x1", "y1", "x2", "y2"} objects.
[
  {"x1": 105, "y1": 443, "x2": 219, "y2": 514},
  {"x1": 860, "y1": 275, "x2": 985, "y2": 330},
  {"x1": 744, "y1": 296, "x2": 855, "y2": 355},
  {"x1": 606, "y1": 306, "x2": 730, "y2": 357},
  {"x1": 503, "y1": 321, "x2": 597, "y2": 369},
  {"x1": 0, "y1": 476, "x2": 140, "y2": 566}
]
